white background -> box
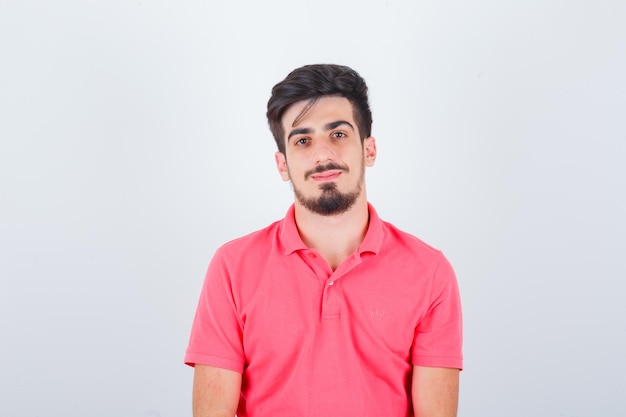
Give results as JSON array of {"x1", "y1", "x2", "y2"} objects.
[{"x1": 1, "y1": 1, "x2": 625, "y2": 416}]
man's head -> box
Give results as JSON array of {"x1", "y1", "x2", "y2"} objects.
[
  {"x1": 267, "y1": 64, "x2": 373, "y2": 154},
  {"x1": 269, "y1": 65, "x2": 377, "y2": 216}
]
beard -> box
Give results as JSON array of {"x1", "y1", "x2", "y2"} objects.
[
  {"x1": 294, "y1": 182, "x2": 361, "y2": 216},
  {"x1": 292, "y1": 162, "x2": 364, "y2": 216}
]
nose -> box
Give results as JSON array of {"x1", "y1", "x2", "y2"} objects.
[{"x1": 312, "y1": 139, "x2": 336, "y2": 165}]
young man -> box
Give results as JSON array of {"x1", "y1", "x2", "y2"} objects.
[{"x1": 185, "y1": 64, "x2": 463, "y2": 417}]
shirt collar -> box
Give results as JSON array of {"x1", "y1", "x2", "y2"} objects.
[
  {"x1": 280, "y1": 204, "x2": 307, "y2": 255},
  {"x1": 279, "y1": 203, "x2": 384, "y2": 256}
]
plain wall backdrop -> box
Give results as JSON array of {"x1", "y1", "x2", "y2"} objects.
[{"x1": 1, "y1": 1, "x2": 625, "y2": 416}]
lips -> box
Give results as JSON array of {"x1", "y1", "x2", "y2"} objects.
[{"x1": 310, "y1": 170, "x2": 342, "y2": 181}]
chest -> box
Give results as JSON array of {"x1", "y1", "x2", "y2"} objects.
[{"x1": 235, "y1": 251, "x2": 433, "y2": 366}]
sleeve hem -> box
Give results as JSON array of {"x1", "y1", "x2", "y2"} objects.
[
  {"x1": 412, "y1": 354, "x2": 464, "y2": 370},
  {"x1": 184, "y1": 352, "x2": 244, "y2": 373}
]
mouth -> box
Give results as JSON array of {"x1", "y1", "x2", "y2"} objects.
[{"x1": 310, "y1": 170, "x2": 343, "y2": 182}]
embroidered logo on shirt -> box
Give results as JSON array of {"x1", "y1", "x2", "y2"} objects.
[{"x1": 369, "y1": 308, "x2": 385, "y2": 321}]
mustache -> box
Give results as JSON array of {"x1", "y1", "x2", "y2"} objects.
[{"x1": 304, "y1": 162, "x2": 349, "y2": 179}]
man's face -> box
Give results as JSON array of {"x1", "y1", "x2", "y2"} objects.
[{"x1": 275, "y1": 96, "x2": 376, "y2": 216}]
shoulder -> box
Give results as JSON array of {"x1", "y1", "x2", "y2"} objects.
[
  {"x1": 204, "y1": 219, "x2": 284, "y2": 291},
  {"x1": 216, "y1": 219, "x2": 283, "y2": 259},
  {"x1": 378, "y1": 221, "x2": 458, "y2": 301},
  {"x1": 377, "y1": 219, "x2": 457, "y2": 283},
  {"x1": 380, "y1": 220, "x2": 445, "y2": 261},
  {"x1": 205, "y1": 218, "x2": 288, "y2": 301}
]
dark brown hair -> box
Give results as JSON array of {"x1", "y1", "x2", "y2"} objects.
[{"x1": 267, "y1": 64, "x2": 373, "y2": 154}]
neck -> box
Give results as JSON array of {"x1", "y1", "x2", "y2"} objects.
[{"x1": 293, "y1": 195, "x2": 370, "y2": 270}]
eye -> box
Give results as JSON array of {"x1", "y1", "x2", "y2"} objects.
[
  {"x1": 332, "y1": 131, "x2": 347, "y2": 139},
  {"x1": 294, "y1": 137, "x2": 310, "y2": 146}
]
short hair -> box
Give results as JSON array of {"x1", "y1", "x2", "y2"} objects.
[{"x1": 267, "y1": 64, "x2": 373, "y2": 154}]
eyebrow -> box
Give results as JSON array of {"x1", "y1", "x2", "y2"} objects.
[
  {"x1": 325, "y1": 120, "x2": 354, "y2": 131},
  {"x1": 287, "y1": 120, "x2": 355, "y2": 140},
  {"x1": 288, "y1": 127, "x2": 312, "y2": 140}
]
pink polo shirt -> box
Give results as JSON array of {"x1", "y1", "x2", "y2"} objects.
[{"x1": 185, "y1": 204, "x2": 462, "y2": 416}]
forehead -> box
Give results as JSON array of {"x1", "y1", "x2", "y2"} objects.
[{"x1": 281, "y1": 96, "x2": 355, "y2": 130}]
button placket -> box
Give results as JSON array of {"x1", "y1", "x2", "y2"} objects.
[
  {"x1": 300, "y1": 250, "x2": 331, "y2": 281},
  {"x1": 322, "y1": 276, "x2": 341, "y2": 319}
]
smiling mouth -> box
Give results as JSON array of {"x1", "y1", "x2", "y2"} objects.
[
  {"x1": 310, "y1": 170, "x2": 342, "y2": 182},
  {"x1": 305, "y1": 162, "x2": 348, "y2": 181}
]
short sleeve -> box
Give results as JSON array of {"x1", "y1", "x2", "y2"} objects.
[
  {"x1": 411, "y1": 253, "x2": 463, "y2": 370},
  {"x1": 184, "y1": 249, "x2": 245, "y2": 373}
]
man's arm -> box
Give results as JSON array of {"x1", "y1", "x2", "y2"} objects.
[
  {"x1": 192, "y1": 364, "x2": 242, "y2": 417},
  {"x1": 412, "y1": 366, "x2": 459, "y2": 417}
]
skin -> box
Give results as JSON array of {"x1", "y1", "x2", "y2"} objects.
[
  {"x1": 192, "y1": 365, "x2": 241, "y2": 417},
  {"x1": 275, "y1": 96, "x2": 376, "y2": 269},
  {"x1": 412, "y1": 366, "x2": 460, "y2": 417},
  {"x1": 192, "y1": 96, "x2": 459, "y2": 417}
]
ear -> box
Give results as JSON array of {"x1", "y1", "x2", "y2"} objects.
[
  {"x1": 275, "y1": 151, "x2": 290, "y2": 181},
  {"x1": 363, "y1": 136, "x2": 377, "y2": 167}
]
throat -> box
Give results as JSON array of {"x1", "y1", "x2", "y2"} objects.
[
  {"x1": 319, "y1": 249, "x2": 353, "y2": 271},
  {"x1": 295, "y1": 207, "x2": 370, "y2": 271}
]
